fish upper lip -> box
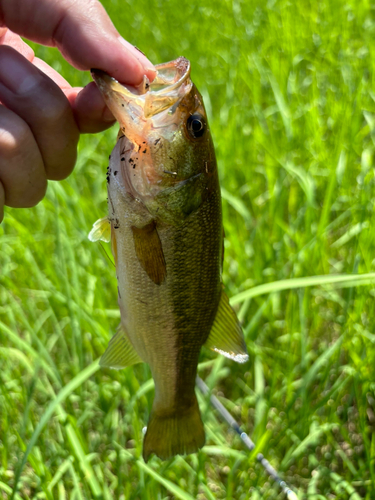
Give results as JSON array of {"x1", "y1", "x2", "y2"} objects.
[
  {"x1": 91, "y1": 57, "x2": 192, "y2": 119},
  {"x1": 150, "y1": 57, "x2": 191, "y2": 95},
  {"x1": 91, "y1": 58, "x2": 190, "y2": 95}
]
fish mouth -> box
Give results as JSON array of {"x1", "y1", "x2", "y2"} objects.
[{"x1": 91, "y1": 57, "x2": 192, "y2": 123}]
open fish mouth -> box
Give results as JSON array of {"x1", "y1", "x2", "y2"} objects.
[{"x1": 91, "y1": 57, "x2": 193, "y2": 123}]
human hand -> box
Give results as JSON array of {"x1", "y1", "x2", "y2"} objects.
[{"x1": 0, "y1": 0, "x2": 155, "y2": 222}]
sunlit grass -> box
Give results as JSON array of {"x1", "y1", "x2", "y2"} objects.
[{"x1": 1, "y1": 0, "x2": 375, "y2": 498}]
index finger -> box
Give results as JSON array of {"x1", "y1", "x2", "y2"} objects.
[{"x1": 0, "y1": 0, "x2": 156, "y2": 85}]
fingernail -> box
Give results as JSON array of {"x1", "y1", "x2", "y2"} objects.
[{"x1": 118, "y1": 37, "x2": 156, "y2": 73}]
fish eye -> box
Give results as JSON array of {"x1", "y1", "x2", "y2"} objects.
[{"x1": 186, "y1": 113, "x2": 206, "y2": 138}]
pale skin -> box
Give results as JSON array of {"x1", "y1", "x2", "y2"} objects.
[{"x1": 0, "y1": 0, "x2": 156, "y2": 222}]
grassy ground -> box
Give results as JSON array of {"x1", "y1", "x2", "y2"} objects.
[{"x1": 1, "y1": 0, "x2": 375, "y2": 498}]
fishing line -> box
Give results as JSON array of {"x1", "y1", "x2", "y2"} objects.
[
  {"x1": 99, "y1": 241, "x2": 115, "y2": 268},
  {"x1": 196, "y1": 376, "x2": 298, "y2": 500}
]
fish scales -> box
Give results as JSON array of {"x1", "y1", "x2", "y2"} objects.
[
  {"x1": 109, "y1": 134, "x2": 222, "y2": 412},
  {"x1": 90, "y1": 57, "x2": 248, "y2": 461}
]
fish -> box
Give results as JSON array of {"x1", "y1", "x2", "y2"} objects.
[{"x1": 89, "y1": 57, "x2": 248, "y2": 462}]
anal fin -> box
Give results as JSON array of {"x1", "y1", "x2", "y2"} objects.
[
  {"x1": 205, "y1": 290, "x2": 249, "y2": 363},
  {"x1": 100, "y1": 325, "x2": 142, "y2": 369}
]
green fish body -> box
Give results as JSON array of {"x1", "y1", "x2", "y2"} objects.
[{"x1": 90, "y1": 58, "x2": 248, "y2": 461}]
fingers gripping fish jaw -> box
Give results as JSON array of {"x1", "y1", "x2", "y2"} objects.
[{"x1": 91, "y1": 57, "x2": 192, "y2": 137}]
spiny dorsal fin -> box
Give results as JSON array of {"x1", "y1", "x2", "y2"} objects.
[
  {"x1": 205, "y1": 290, "x2": 249, "y2": 363},
  {"x1": 100, "y1": 325, "x2": 142, "y2": 369},
  {"x1": 88, "y1": 217, "x2": 111, "y2": 243},
  {"x1": 131, "y1": 221, "x2": 166, "y2": 285}
]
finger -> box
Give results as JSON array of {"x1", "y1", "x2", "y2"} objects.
[
  {"x1": 13, "y1": 53, "x2": 115, "y2": 134},
  {"x1": 0, "y1": 180, "x2": 4, "y2": 222},
  {"x1": 32, "y1": 57, "x2": 71, "y2": 91},
  {"x1": 0, "y1": 27, "x2": 34, "y2": 61},
  {"x1": 0, "y1": 0, "x2": 156, "y2": 84},
  {"x1": 33, "y1": 60, "x2": 116, "y2": 133},
  {"x1": 0, "y1": 46, "x2": 79, "y2": 180},
  {"x1": 0, "y1": 105, "x2": 47, "y2": 208},
  {"x1": 67, "y1": 82, "x2": 115, "y2": 134},
  {"x1": 0, "y1": 31, "x2": 71, "y2": 90}
]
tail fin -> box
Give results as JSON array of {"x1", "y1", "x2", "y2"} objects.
[{"x1": 143, "y1": 396, "x2": 205, "y2": 462}]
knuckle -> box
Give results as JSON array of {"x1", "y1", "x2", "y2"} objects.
[
  {"x1": 0, "y1": 109, "x2": 48, "y2": 209},
  {"x1": 0, "y1": 120, "x2": 31, "y2": 159},
  {"x1": 46, "y1": 144, "x2": 77, "y2": 181},
  {"x1": 5, "y1": 175, "x2": 47, "y2": 209},
  {"x1": 38, "y1": 89, "x2": 71, "y2": 123},
  {"x1": 44, "y1": 128, "x2": 79, "y2": 180},
  {"x1": 24, "y1": 178, "x2": 48, "y2": 208}
]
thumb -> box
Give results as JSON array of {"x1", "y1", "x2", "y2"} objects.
[{"x1": 0, "y1": 0, "x2": 155, "y2": 84}]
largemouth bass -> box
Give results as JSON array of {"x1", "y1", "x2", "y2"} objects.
[{"x1": 89, "y1": 57, "x2": 248, "y2": 461}]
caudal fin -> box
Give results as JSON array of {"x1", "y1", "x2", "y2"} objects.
[{"x1": 143, "y1": 397, "x2": 205, "y2": 462}]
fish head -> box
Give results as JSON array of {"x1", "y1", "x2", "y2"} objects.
[{"x1": 91, "y1": 57, "x2": 217, "y2": 223}]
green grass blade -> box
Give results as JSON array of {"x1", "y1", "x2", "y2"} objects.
[
  {"x1": 137, "y1": 461, "x2": 196, "y2": 500},
  {"x1": 65, "y1": 422, "x2": 103, "y2": 497},
  {"x1": 221, "y1": 187, "x2": 252, "y2": 224},
  {"x1": 230, "y1": 273, "x2": 375, "y2": 305},
  {"x1": 10, "y1": 360, "x2": 100, "y2": 499},
  {"x1": 47, "y1": 456, "x2": 74, "y2": 492},
  {"x1": 302, "y1": 336, "x2": 343, "y2": 390},
  {"x1": 289, "y1": 424, "x2": 337, "y2": 463},
  {"x1": 0, "y1": 482, "x2": 22, "y2": 500}
]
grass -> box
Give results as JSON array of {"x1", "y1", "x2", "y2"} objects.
[{"x1": 1, "y1": 0, "x2": 375, "y2": 497}]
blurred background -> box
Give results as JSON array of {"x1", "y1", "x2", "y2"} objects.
[{"x1": 1, "y1": 0, "x2": 375, "y2": 498}]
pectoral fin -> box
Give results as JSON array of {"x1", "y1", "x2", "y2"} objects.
[
  {"x1": 131, "y1": 221, "x2": 166, "y2": 285},
  {"x1": 100, "y1": 325, "x2": 142, "y2": 369},
  {"x1": 88, "y1": 217, "x2": 111, "y2": 243},
  {"x1": 205, "y1": 290, "x2": 249, "y2": 363}
]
